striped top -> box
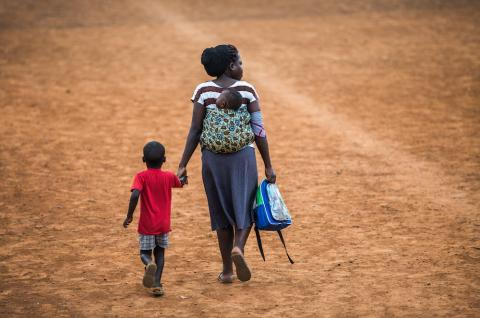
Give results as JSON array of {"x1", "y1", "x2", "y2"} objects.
[{"x1": 191, "y1": 80, "x2": 259, "y2": 109}]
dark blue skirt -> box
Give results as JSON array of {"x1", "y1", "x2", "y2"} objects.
[{"x1": 201, "y1": 146, "x2": 258, "y2": 230}]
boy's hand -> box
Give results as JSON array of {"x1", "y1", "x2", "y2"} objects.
[{"x1": 123, "y1": 216, "x2": 133, "y2": 228}]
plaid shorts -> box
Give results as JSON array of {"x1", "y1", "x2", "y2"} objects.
[{"x1": 138, "y1": 233, "x2": 169, "y2": 250}]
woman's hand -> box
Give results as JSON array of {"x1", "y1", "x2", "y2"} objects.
[
  {"x1": 265, "y1": 166, "x2": 276, "y2": 183},
  {"x1": 177, "y1": 166, "x2": 187, "y2": 179}
]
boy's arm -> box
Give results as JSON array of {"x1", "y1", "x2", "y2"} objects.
[{"x1": 123, "y1": 189, "x2": 140, "y2": 228}]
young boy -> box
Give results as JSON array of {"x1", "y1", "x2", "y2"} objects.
[
  {"x1": 215, "y1": 89, "x2": 243, "y2": 110},
  {"x1": 123, "y1": 141, "x2": 186, "y2": 296}
]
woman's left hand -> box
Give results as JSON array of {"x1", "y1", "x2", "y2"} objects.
[{"x1": 265, "y1": 167, "x2": 276, "y2": 183}]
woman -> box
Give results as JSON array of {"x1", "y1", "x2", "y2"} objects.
[{"x1": 177, "y1": 44, "x2": 276, "y2": 283}]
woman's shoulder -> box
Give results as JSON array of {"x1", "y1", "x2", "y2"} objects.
[
  {"x1": 231, "y1": 81, "x2": 259, "y2": 99},
  {"x1": 231, "y1": 80, "x2": 256, "y2": 90},
  {"x1": 194, "y1": 80, "x2": 214, "y2": 89},
  {"x1": 231, "y1": 80, "x2": 257, "y2": 93},
  {"x1": 193, "y1": 80, "x2": 255, "y2": 91},
  {"x1": 192, "y1": 80, "x2": 223, "y2": 93},
  {"x1": 191, "y1": 81, "x2": 223, "y2": 103}
]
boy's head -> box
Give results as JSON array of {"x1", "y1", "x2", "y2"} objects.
[
  {"x1": 216, "y1": 89, "x2": 243, "y2": 110},
  {"x1": 142, "y1": 141, "x2": 165, "y2": 168}
]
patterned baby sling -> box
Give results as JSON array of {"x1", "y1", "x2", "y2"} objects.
[{"x1": 200, "y1": 106, "x2": 255, "y2": 154}]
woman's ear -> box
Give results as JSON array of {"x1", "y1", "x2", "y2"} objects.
[{"x1": 229, "y1": 61, "x2": 235, "y2": 70}]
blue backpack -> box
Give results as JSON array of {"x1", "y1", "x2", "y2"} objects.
[{"x1": 253, "y1": 180, "x2": 294, "y2": 264}]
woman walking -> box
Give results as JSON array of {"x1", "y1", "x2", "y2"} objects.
[{"x1": 177, "y1": 44, "x2": 276, "y2": 283}]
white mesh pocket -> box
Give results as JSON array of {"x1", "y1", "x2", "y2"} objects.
[{"x1": 266, "y1": 184, "x2": 291, "y2": 221}]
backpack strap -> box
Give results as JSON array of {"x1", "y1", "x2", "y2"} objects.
[
  {"x1": 254, "y1": 226, "x2": 294, "y2": 264},
  {"x1": 276, "y1": 230, "x2": 295, "y2": 264},
  {"x1": 254, "y1": 226, "x2": 266, "y2": 262}
]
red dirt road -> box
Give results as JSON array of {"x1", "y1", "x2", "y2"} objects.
[{"x1": 0, "y1": 1, "x2": 479, "y2": 317}]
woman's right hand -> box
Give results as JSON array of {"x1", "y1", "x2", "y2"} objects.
[{"x1": 177, "y1": 166, "x2": 187, "y2": 179}]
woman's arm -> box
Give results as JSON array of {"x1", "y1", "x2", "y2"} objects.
[
  {"x1": 248, "y1": 100, "x2": 276, "y2": 183},
  {"x1": 177, "y1": 102, "x2": 205, "y2": 178},
  {"x1": 255, "y1": 136, "x2": 276, "y2": 183}
]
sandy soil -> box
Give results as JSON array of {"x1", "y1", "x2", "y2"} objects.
[{"x1": 0, "y1": 0, "x2": 479, "y2": 317}]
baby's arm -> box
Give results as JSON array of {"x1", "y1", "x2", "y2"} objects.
[{"x1": 123, "y1": 189, "x2": 140, "y2": 228}]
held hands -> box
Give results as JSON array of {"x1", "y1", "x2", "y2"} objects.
[
  {"x1": 179, "y1": 176, "x2": 188, "y2": 185},
  {"x1": 265, "y1": 166, "x2": 276, "y2": 183},
  {"x1": 123, "y1": 215, "x2": 133, "y2": 228},
  {"x1": 177, "y1": 166, "x2": 187, "y2": 183}
]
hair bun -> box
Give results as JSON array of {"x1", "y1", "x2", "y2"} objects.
[
  {"x1": 201, "y1": 47, "x2": 217, "y2": 66},
  {"x1": 200, "y1": 44, "x2": 239, "y2": 77}
]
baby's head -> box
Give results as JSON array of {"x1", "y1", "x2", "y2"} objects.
[
  {"x1": 216, "y1": 89, "x2": 243, "y2": 110},
  {"x1": 142, "y1": 141, "x2": 165, "y2": 168}
]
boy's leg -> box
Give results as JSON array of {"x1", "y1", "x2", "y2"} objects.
[
  {"x1": 216, "y1": 226, "x2": 234, "y2": 282},
  {"x1": 140, "y1": 249, "x2": 153, "y2": 265},
  {"x1": 153, "y1": 246, "x2": 165, "y2": 286},
  {"x1": 140, "y1": 249, "x2": 156, "y2": 288}
]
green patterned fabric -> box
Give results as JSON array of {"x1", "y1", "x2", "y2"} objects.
[{"x1": 201, "y1": 106, "x2": 254, "y2": 154}]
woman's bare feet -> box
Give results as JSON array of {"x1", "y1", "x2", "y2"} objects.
[
  {"x1": 217, "y1": 272, "x2": 234, "y2": 284},
  {"x1": 231, "y1": 246, "x2": 251, "y2": 282}
]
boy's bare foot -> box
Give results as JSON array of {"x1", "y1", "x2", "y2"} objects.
[
  {"x1": 152, "y1": 284, "x2": 164, "y2": 297},
  {"x1": 143, "y1": 262, "x2": 157, "y2": 288},
  {"x1": 217, "y1": 272, "x2": 234, "y2": 284},
  {"x1": 231, "y1": 247, "x2": 251, "y2": 282}
]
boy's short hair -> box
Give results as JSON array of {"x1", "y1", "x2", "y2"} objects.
[
  {"x1": 143, "y1": 141, "x2": 165, "y2": 166},
  {"x1": 225, "y1": 89, "x2": 243, "y2": 110}
]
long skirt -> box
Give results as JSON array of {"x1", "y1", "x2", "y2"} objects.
[{"x1": 201, "y1": 146, "x2": 258, "y2": 231}]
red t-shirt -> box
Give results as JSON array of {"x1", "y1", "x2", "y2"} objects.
[{"x1": 131, "y1": 168, "x2": 182, "y2": 235}]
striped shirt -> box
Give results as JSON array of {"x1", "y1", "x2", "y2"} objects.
[{"x1": 191, "y1": 80, "x2": 259, "y2": 109}]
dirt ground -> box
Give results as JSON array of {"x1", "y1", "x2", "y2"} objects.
[{"x1": 0, "y1": 0, "x2": 479, "y2": 317}]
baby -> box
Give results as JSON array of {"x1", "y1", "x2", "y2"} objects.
[{"x1": 215, "y1": 89, "x2": 243, "y2": 110}]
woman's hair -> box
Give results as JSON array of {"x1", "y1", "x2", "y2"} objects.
[{"x1": 201, "y1": 44, "x2": 239, "y2": 77}]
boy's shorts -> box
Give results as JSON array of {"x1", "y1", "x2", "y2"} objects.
[{"x1": 138, "y1": 233, "x2": 169, "y2": 250}]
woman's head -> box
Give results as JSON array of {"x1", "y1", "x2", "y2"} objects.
[{"x1": 201, "y1": 44, "x2": 243, "y2": 80}]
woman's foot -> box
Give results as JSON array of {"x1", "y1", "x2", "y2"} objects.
[
  {"x1": 152, "y1": 284, "x2": 164, "y2": 297},
  {"x1": 231, "y1": 247, "x2": 251, "y2": 282},
  {"x1": 217, "y1": 272, "x2": 234, "y2": 284},
  {"x1": 143, "y1": 262, "x2": 157, "y2": 288}
]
